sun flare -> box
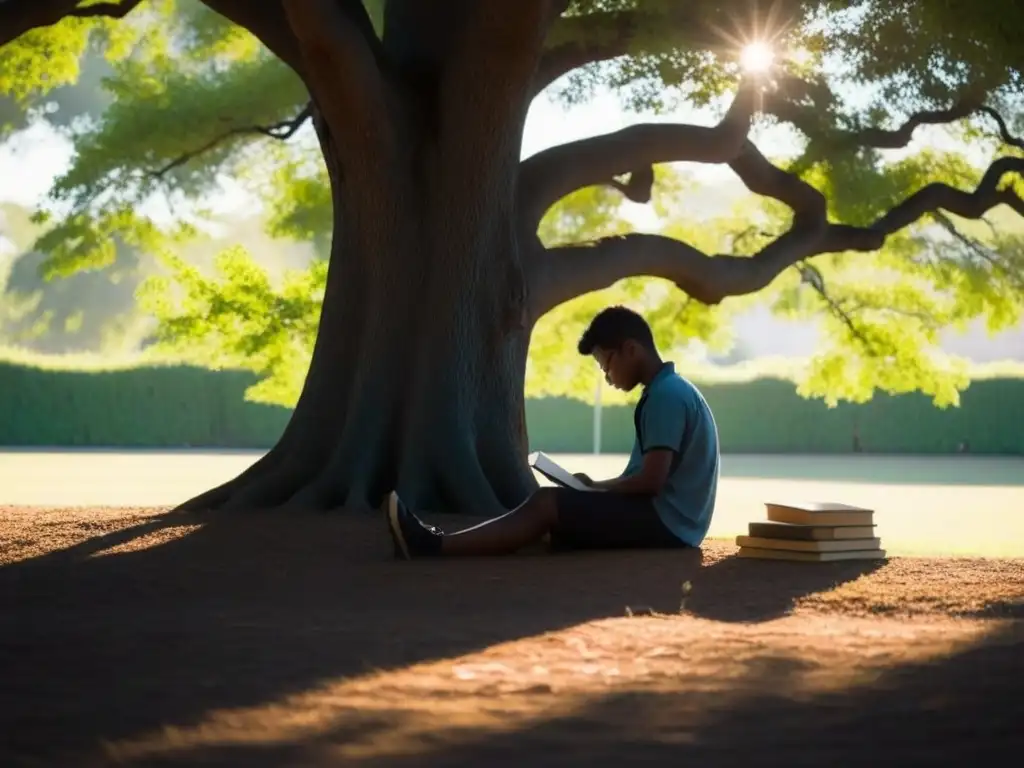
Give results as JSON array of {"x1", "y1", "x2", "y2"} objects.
[{"x1": 740, "y1": 41, "x2": 775, "y2": 73}]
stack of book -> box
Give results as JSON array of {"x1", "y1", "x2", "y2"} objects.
[{"x1": 736, "y1": 501, "x2": 887, "y2": 562}]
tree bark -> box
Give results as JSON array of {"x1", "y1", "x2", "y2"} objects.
[
  {"x1": 179, "y1": 116, "x2": 538, "y2": 515},
  {"x1": 178, "y1": 3, "x2": 549, "y2": 516},
  {"x1": 0, "y1": 0, "x2": 145, "y2": 47},
  {"x1": 528, "y1": 150, "x2": 1024, "y2": 318},
  {"x1": 149, "y1": 1, "x2": 545, "y2": 518}
]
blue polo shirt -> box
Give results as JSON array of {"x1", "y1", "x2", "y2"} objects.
[{"x1": 622, "y1": 362, "x2": 720, "y2": 546}]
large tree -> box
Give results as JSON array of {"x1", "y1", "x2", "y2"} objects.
[{"x1": 2, "y1": 0, "x2": 1023, "y2": 514}]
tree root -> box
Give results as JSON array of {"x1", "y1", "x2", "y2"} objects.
[{"x1": 173, "y1": 417, "x2": 536, "y2": 517}]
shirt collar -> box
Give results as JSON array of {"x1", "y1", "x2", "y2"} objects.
[{"x1": 645, "y1": 361, "x2": 675, "y2": 390}]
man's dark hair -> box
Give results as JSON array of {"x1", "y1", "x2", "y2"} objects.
[{"x1": 577, "y1": 306, "x2": 657, "y2": 355}]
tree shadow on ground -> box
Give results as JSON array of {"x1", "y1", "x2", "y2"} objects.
[
  {"x1": 0, "y1": 509, "x2": 1009, "y2": 766},
  {"x1": 125, "y1": 621, "x2": 1022, "y2": 767},
  {"x1": 683, "y1": 553, "x2": 885, "y2": 622},
  {"x1": 356, "y1": 620, "x2": 1022, "y2": 767}
]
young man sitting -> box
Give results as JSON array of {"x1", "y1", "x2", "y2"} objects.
[{"x1": 384, "y1": 305, "x2": 721, "y2": 559}]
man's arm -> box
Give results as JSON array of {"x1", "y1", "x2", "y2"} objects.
[
  {"x1": 589, "y1": 448, "x2": 675, "y2": 495},
  {"x1": 587, "y1": 384, "x2": 688, "y2": 494}
]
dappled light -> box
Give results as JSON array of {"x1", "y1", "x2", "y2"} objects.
[
  {"x1": 0, "y1": 506, "x2": 1020, "y2": 765},
  {"x1": 101, "y1": 616, "x2": 1006, "y2": 765},
  {"x1": 0, "y1": 507, "x2": 206, "y2": 566},
  {"x1": 86, "y1": 522, "x2": 204, "y2": 558}
]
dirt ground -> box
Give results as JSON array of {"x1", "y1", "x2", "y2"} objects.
[{"x1": 1, "y1": 505, "x2": 1022, "y2": 767}]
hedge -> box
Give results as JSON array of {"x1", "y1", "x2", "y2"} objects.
[{"x1": 1, "y1": 361, "x2": 1020, "y2": 454}]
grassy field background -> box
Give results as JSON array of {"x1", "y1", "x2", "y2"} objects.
[{"x1": 2, "y1": 450, "x2": 1021, "y2": 558}]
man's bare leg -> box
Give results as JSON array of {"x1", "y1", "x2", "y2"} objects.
[
  {"x1": 384, "y1": 488, "x2": 559, "y2": 559},
  {"x1": 440, "y1": 488, "x2": 558, "y2": 556}
]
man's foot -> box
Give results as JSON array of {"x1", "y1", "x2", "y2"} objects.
[{"x1": 383, "y1": 491, "x2": 444, "y2": 560}]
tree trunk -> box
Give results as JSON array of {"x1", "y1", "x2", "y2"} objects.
[
  {"x1": 179, "y1": 102, "x2": 539, "y2": 517},
  {"x1": 176, "y1": 1, "x2": 553, "y2": 517}
]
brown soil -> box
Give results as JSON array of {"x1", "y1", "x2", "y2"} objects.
[{"x1": 1, "y1": 505, "x2": 1021, "y2": 767}]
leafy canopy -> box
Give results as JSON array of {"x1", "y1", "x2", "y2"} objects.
[{"x1": 1, "y1": 0, "x2": 1022, "y2": 409}]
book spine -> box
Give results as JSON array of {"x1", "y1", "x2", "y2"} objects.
[{"x1": 748, "y1": 523, "x2": 819, "y2": 541}]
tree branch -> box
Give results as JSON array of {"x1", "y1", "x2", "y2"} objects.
[
  {"x1": 763, "y1": 81, "x2": 1024, "y2": 155},
  {"x1": 528, "y1": 146, "x2": 1024, "y2": 318},
  {"x1": 932, "y1": 211, "x2": 1024, "y2": 291},
  {"x1": 0, "y1": 0, "x2": 143, "y2": 47},
  {"x1": 535, "y1": 10, "x2": 644, "y2": 96},
  {"x1": 67, "y1": 0, "x2": 143, "y2": 19},
  {"x1": 280, "y1": 0, "x2": 393, "y2": 163},
  {"x1": 148, "y1": 102, "x2": 313, "y2": 179},
  {"x1": 518, "y1": 77, "x2": 761, "y2": 229},
  {"x1": 199, "y1": 1, "x2": 305, "y2": 75},
  {"x1": 533, "y1": 7, "x2": 728, "y2": 97},
  {"x1": 797, "y1": 262, "x2": 875, "y2": 349},
  {"x1": 767, "y1": 92, "x2": 983, "y2": 151},
  {"x1": 977, "y1": 106, "x2": 1024, "y2": 152},
  {"x1": 850, "y1": 101, "x2": 982, "y2": 150}
]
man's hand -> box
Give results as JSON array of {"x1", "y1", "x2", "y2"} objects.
[
  {"x1": 593, "y1": 449, "x2": 675, "y2": 495},
  {"x1": 573, "y1": 472, "x2": 594, "y2": 487}
]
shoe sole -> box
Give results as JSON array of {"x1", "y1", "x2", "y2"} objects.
[{"x1": 386, "y1": 492, "x2": 411, "y2": 560}]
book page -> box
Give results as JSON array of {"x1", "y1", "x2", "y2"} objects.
[
  {"x1": 765, "y1": 501, "x2": 873, "y2": 513},
  {"x1": 528, "y1": 452, "x2": 596, "y2": 492}
]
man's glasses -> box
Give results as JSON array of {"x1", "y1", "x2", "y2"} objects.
[{"x1": 598, "y1": 349, "x2": 617, "y2": 379}]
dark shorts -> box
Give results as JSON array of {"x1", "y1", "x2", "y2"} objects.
[{"x1": 548, "y1": 488, "x2": 689, "y2": 552}]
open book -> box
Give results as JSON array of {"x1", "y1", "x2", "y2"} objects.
[{"x1": 529, "y1": 452, "x2": 601, "y2": 492}]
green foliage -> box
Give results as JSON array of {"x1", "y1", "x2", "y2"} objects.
[
  {"x1": 798, "y1": 150, "x2": 983, "y2": 227},
  {"x1": 1, "y1": 0, "x2": 1022, "y2": 414},
  {"x1": 0, "y1": 202, "x2": 148, "y2": 353},
  {"x1": 553, "y1": 0, "x2": 812, "y2": 113},
  {"x1": 0, "y1": 31, "x2": 110, "y2": 136},
  {"x1": 7, "y1": 0, "x2": 309, "y2": 280},
  {"x1": 0, "y1": 16, "x2": 95, "y2": 105},
  {"x1": 0, "y1": 1, "x2": 192, "y2": 134},
  {"x1": 32, "y1": 206, "x2": 173, "y2": 278},
  {"x1": 54, "y1": 55, "x2": 304, "y2": 208},
  {"x1": 820, "y1": 0, "x2": 1024, "y2": 109},
  {"x1": 262, "y1": 150, "x2": 332, "y2": 254},
  {"x1": 137, "y1": 246, "x2": 325, "y2": 405},
  {"x1": 0, "y1": 200, "x2": 322, "y2": 358}
]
